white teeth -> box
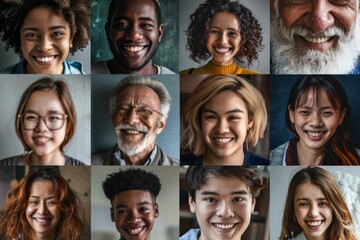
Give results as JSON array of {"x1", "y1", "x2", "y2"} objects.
[
  {"x1": 36, "y1": 56, "x2": 55, "y2": 62},
  {"x1": 215, "y1": 47, "x2": 230, "y2": 53},
  {"x1": 124, "y1": 46, "x2": 145, "y2": 52},
  {"x1": 307, "y1": 220, "x2": 322, "y2": 227},
  {"x1": 303, "y1": 36, "x2": 331, "y2": 44},
  {"x1": 35, "y1": 137, "x2": 50, "y2": 143},
  {"x1": 307, "y1": 132, "x2": 323, "y2": 137},
  {"x1": 214, "y1": 223, "x2": 235, "y2": 229},
  {"x1": 129, "y1": 227, "x2": 143, "y2": 234},
  {"x1": 125, "y1": 130, "x2": 141, "y2": 134},
  {"x1": 35, "y1": 218, "x2": 50, "y2": 223},
  {"x1": 214, "y1": 138, "x2": 232, "y2": 143}
]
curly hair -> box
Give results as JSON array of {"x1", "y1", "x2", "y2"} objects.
[
  {"x1": 0, "y1": 168, "x2": 85, "y2": 240},
  {"x1": 15, "y1": 77, "x2": 77, "y2": 153},
  {"x1": 181, "y1": 74, "x2": 267, "y2": 156},
  {"x1": 186, "y1": 166, "x2": 268, "y2": 201},
  {"x1": 280, "y1": 166, "x2": 357, "y2": 240},
  {"x1": 0, "y1": 0, "x2": 90, "y2": 55},
  {"x1": 102, "y1": 168, "x2": 162, "y2": 205},
  {"x1": 186, "y1": 0, "x2": 263, "y2": 66}
]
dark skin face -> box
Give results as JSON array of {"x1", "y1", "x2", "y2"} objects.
[{"x1": 105, "y1": 0, "x2": 164, "y2": 74}]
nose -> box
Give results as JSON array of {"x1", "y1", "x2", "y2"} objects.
[
  {"x1": 220, "y1": 32, "x2": 228, "y2": 44},
  {"x1": 37, "y1": 36, "x2": 53, "y2": 51},
  {"x1": 127, "y1": 210, "x2": 141, "y2": 224},
  {"x1": 215, "y1": 118, "x2": 229, "y2": 133},
  {"x1": 308, "y1": 204, "x2": 320, "y2": 217},
  {"x1": 216, "y1": 200, "x2": 234, "y2": 218},
  {"x1": 306, "y1": 0, "x2": 335, "y2": 33},
  {"x1": 126, "y1": 107, "x2": 141, "y2": 124},
  {"x1": 35, "y1": 117, "x2": 49, "y2": 131},
  {"x1": 37, "y1": 202, "x2": 49, "y2": 214},
  {"x1": 126, "y1": 24, "x2": 143, "y2": 41},
  {"x1": 309, "y1": 112, "x2": 323, "y2": 127}
]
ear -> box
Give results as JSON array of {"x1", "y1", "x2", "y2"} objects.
[
  {"x1": 338, "y1": 108, "x2": 346, "y2": 126},
  {"x1": 154, "y1": 203, "x2": 159, "y2": 218},
  {"x1": 251, "y1": 198, "x2": 256, "y2": 213},
  {"x1": 158, "y1": 24, "x2": 164, "y2": 42},
  {"x1": 188, "y1": 193, "x2": 196, "y2": 213},
  {"x1": 110, "y1": 207, "x2": 115, "y2": 222},
  {"x1": 155, "y1": 116, "x2": 166, "y2": 135},
  {"x1": 288, "y1": 105, "x2": 295, "y2": 123}
]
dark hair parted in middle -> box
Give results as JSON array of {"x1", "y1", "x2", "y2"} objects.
[
  {"x1": 186, "y1": 0, "x2": 263, "y2": 66},
  {"x1": 186, "y1": 166, "x2": 267, "y2": 201},
  {"x1": 102, "y1": 168, "x2": 162, "y2": 204},
  {"x1": 286, "y1": 75, "x2": 360, "y2": 165}
]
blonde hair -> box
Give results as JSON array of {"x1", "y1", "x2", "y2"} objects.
[{"x1": 182, "y1": 74, "x2": 267, "y2": 156}]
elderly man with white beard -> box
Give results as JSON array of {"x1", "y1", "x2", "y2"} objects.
[
  {"x1": 92, "y1": 75, "x2": 179, "y2": 165},
  {"x1": 271, "y1": 0, "x2": 360, "y2": 74}
]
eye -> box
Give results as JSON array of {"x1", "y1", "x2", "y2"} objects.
[
  {"x1": 204, "y1": 197, "x2": 217, "y2": 203},
  {"x1": 318, "y1": 201, "x2": 328, "y2": 207},
  {"x1": 322, "y1": 111, "x2": 334, "y2": 117},
  {"x1": 24, "y1": 113, "x2": 38, "y2": 121},
  {"x1": 29, "y1": 200, "x2": 39, "y2": 206},
  {"x1": 139, "y1": 207, "x2": 150, "y2": 213},
  {"x1": 137, "y1": 107, "x2": 152, "y2": 116},
  {"x1": 233, "y1": 197, "x2": 245, "y2": 203},
  {"x1": 117, "y1": 209, "x2": 128, "y2": 215},
  {"x1": 228, "y1": 31, "x2": 239, "y2": 37},
  {"x1": 142, "y1": 23, "x2": 154, "y2": 30},
  {"x1": 52, "y1": 31, "x2": 64, "y2": 37},
  {"x1": 48, "y1": 114, "x2": 63, "y2": 121},
  {"x1": 228, "y1": 115, "x2": 240, "y2": 121},
  {"x1": 24, "y1": 33, "x2": 38, "y2": 40},
  {"x1": 47, "y1": 200, "x2": 57, "y2": 206},
  {"x1": 298, "y1": 110, "x2": 310, "y2": 116},
  {"x1": 114, "y1": 21, "x2": 129, "y2": 30},
  {"x1": 298, "y1": 202, "x2": 308, "y2": 207}
]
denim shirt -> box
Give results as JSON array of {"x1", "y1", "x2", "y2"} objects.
[{"x1": 0, "y1": 60, "x2": 84, "y2": 74}]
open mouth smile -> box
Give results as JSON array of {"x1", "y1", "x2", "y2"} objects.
[
  {"x1": 301, "y1": 36, "x2": 333, "y2": 44},
  {"x1": 33, "y1": 217, "x2": 52, "y2": 224},
  {"x1": 34, "y1": 137, "x2": 51, "y2": 143},
  {"x1": 214, "y1": 47, "x2": 232, "y2": 54},
  {"x1": 33, "y1": 55, "x2": 58, "y2": 63},
  {"x1": 126, "y1": 226, "x2": 145, "y2": 235},
  {"x1": 213, "y1": 223, "x2": 237, "y2": 230},
  {"x1": 213, "y1": 137, "x2": 233, "y2": 143}
]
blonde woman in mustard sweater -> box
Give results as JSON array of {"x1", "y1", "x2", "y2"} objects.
[{"x1": 180, "y1": 0, "x2": 263, "y2": 74}]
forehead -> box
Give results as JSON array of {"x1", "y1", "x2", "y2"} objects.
[
  {"x1": 294, "y1": 182, "x2": 325, "y2": 199},
  {"x1": 210, "y1": 11, "x2": 240, "y2": 29},
  {"x1": 22, "y1": 6, "x2": 68, "y2": 27},
  {"x1": 117, "y1": 85, "x2": 160, "y2": 104},
  {"x1": 296, "y1": 88, "x2": 335, "y2": 108},
  {"x1": 113, "y1": 0, "x2": 157, "y2": 21},
  {"x1": 197, "y1": 175, "x2": 250, "y2": 194},
  {"x1": 204, "y1": 90, "x2": 247, "y2": 110},
  {"x1": 30, "y1": 179, "x2": 56, "y2": 194}
]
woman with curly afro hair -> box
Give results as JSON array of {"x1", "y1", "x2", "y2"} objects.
[
  {"x1": 0, "y1": 0, "x2": 90, "y2": 74},
  {"x1": 180, "y1": 0, "x2": 264, "y2": 74}
]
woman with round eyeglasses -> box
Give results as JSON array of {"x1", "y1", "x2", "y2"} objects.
[{"x1": 0, "y1": 77, "x2": 85, "y2": 165}]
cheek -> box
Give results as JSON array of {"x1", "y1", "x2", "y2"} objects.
[{"x1": 279, "y1": 8, "x2": 303, "y2": 29}]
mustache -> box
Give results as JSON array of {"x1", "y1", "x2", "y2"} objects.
[
  {"x1": 115, "y1": 123, "x2": 149, "y2": 133},
  {"x1": 287, "y1": 25, "x2": 345, "y2": 40}
]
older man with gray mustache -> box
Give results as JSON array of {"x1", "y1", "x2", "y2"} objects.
[
  {"x1": 92, "y1": 75, "x2": 179, "y2": 165},
  {"x1": 271, "y1": 0, "x2": 360, "y2": 74}
]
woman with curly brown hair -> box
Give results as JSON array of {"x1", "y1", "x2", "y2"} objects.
[
  {"x1": 0, "y1": 168, "x2": 86, "y2": 240},
  {"x1": 180, "y1": 0, "x2": 264, "y2": 74},
  {"x1": 0, "y1": 0, "x2": 90, "y2": 74}
]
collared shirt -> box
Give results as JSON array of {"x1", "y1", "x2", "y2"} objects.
[
  {"x1": 0, "y1": 60, "x2": 84, "y2": 74},
  {"x1": 113, "y1": 145, "x2": 158, "y2": 166}
]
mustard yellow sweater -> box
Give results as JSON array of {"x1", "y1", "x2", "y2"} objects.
[{"x1": 180, "y1": 61, "x2": 259, "y2": 74}]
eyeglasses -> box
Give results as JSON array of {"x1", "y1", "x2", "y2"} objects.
[
  {"x1": 113, "y1": 105, "x2": 163, "y2": 119},
  {"x1": 18, "y1": 112, "x2": 68, "y2": 130}
]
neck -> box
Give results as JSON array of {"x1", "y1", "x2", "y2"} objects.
[
  {"x1": 296, "y1": 142, "x2": 324, "y2": 165},
  {"x1": 122, "y1": 143, "x2": 156, "y2": 165},
  {"x1": 27, "y1": 151, "x2": 66, "y2": 165},
  {"x1": 203, "y1": 150, "x2": 244, "y2": 165},
  {"x1": 32, "y1": 231, "x2": 57, "y2": 240},
  {"x1": 107, "y1": 59, "x2": 157, "y2": 74}
]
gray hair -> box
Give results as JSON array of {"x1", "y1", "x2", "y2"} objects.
[{"x1": 109, "y1": 75, "x2": 171, "y2": 117}]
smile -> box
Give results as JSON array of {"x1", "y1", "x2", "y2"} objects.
[
  {"x1": 34, "y1": 137, "x2": 51, "y2": 143},
  {"x1": 33, "y1": 217, "x2": 51, "y2": 224},
  {"x1": 122, "y1": 130, "x2": 144, "y2": 134},
  {"x1": 214, "y1": 47, "x2": 231, "y2": 53},
  {"x1": 302, "y1": 36, "x2": 333, "y2": 44},
  {"x1": 34, "y1": 56, "x2": 57, "y2": 62},
  {"x1": 213, "y1": 223, "x2": 236, "y2": 230},
  {"x1": 123, "y1": 45, "x2": 146, "y2": 53},
  {"x1": 127, "y1": 226, "x2": 145, "y2": 235},
  {"x1": 213, "y1": 137, "x2": 233, "y2": 143},
  {"x1": 306, "y1": 220, "x2": 323, "y2": 227}
]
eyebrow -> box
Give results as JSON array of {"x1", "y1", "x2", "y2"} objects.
[
  {"x1": 201, "y1": 190, "x2": 249, "y2": 196},
  {"x1": 295, "y1": 197, "x2": 328, "y2": 202},
  {"x1": 23, "y1": 109, "x2": 64, "y2": 114},
  {"x1": 113, "y1": 16, "x2": 156, "y2": 23},
  {"x1": 22, "y1": 25, "x2": 67, "y2": 32},
  {"x1": 29, "y1": 196, "x2": 57, "y2": 200},
  {"x1": 209, "y1": 26, "x2": 239, "y2": 31},
  {"x1": 202, "y1": 109, "x2": 244, "y2": 115},
  {"x1": 297, "y1": 106, "x2": 334, "y2": 110},
  {"x1": 114, "y1": 201, "x2": 152, "y2": 209}
]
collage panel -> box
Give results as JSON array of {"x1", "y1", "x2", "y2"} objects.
[
  {"x1": 270, "y1": 166, "x2": 360, "y2": 239},
  {"x1": 270, "y1": 75, "x2": 360, "y2": 166},
  {"x1": 180, "y1": 74, "x2": 270, "y2": 165},
  {"x1": 0, "y1": 166, "x2": 91, "y2": 239},
  {"x1": 0, "y1": 0, "x2": 91, "y2": 74},
  {"x1": 91, "y1": 74, "x2": 179, "y2": 165},
  {"x1": 91, "y1": 0, "x2": 179, "y2": 74},
  {"x1": 0, "y1": 75, "x2": 91, "y2": 165},
  {"x1": 91, "y1": 166, "x2": 180, "y2": 240},
  {"x1": 180, "y1": 166, "x2": 270, "y2": 239},
  {"x1": 179, "y1": 0, "x2": 270, "y2": 74}
]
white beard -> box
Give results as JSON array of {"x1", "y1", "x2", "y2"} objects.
[
  {"x1": 115, "y1": 123, "x2": 158, "y2": 157},
  {"x1": 271, "y1": 15, "x2": 360, "y2": 74}
]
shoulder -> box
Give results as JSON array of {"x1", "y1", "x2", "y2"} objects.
[
  {"x1": 270, "y1": 142, "x2": 288, "y2": 165},
  {"x1": 180, "y1": 68, "x2": 196, "y2": 74},
  {"x1": 245, "y1": 151, "x2": 269, "y2": 165},
  {"x1": 158, "y1": 66, "x2": 175, "y2": 74},
  {"x1": 0, "y1": 61, "x2": 24, "y2": 74},
  {"x1": 180, "y1": 228, "x2": 200, "y2": 240},
  {"x1": 91, "y1": 149, "x2": 114, "y2": 165},
  {"x1": 155, "y1": 146, "x2": 179, "y2": 165},
  {"x1": 180, "y1": 153, "x2": 203, "y2": 165},
  {"x1": 0, "y1": 155, "x2": 23, "y2": 166},
  {"x1": 350, "y1": 59, "x2": 360, "y2": 74},
  {"x1": 64, "y1": 155, "x2": 86, "y2": 166},
  {"x1": 236, "y1": 67, "x2": 260, "y2": 74},
  {"x1": 65, "y1": 60, "x2": 84, "y2": 74},
  {"x1": 91, "y1": 61, "x2": 110, "y2": 74}
]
